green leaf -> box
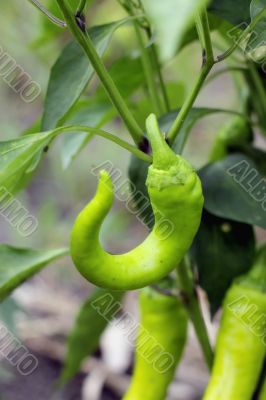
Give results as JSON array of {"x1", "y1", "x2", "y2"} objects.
[
  {"x1": 0, "y1": 245, "x2": 68, "y2": 302},
  {"x1": 246, "y1": 0, "x2": 266, "y2": 61},
  {"x1": 61, "y1": 288, "x2": 124, "y2": 383},
  {"x1": 0, "y1": 131, "x2": 56, "y2": 194},
  {"x1": 240, "y1": 146, "x2": 266, "y2": 175},
  {"x1": 0, "y1": 297, "x2": 21, "y2": 332},
  {"x1": 142, "y1": 0, "x2": 210, "y2": 61},
  {"x1": 209, "y1": 0, "x2": 251, "y2": 25},
  {"x1": 60, "y1": 55, "x2": 144, "y2": 169},
  {"x1": 42, "y1": 19, "x2": 131, "y2": 131},
  {"x1": 61, "y1": 101, "x2": 113, "y2": 169},
  {"x1": 199, "y1": 153, "x2": 266, "y2": 229},
  {"x1": 192, "y1": 210, "x2": 255, "y2": 315},
  {"x1": 5, "y1": 118, "x2": 43, "y2": 193}
]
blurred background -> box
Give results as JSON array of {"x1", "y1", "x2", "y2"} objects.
[{"x1": 0, "y1": 1, "x2": 265, "y2": 399}]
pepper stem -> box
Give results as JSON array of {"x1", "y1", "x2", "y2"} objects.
[{"x1": 145, "y1": 114, "x2": 178, "y2": 170}]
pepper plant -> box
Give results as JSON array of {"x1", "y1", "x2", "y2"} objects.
[{"x1": 1, "y1": 0, "x2": 266, "y2": 398}]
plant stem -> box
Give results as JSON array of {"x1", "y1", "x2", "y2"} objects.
[
  {"x1": 118, "y1": 0, "x2": 170, "y2": 114},
  {"x1": 247, "y1": 61, "x2": 266, "y2": 128},
  {"x1": 150, "y1": 42, "x2": 170, "y2": 113},
  {"x1": 168, "y1": 7, "x2": 266, "y2": 145},
  {"x1": 56, "y1": 0, "x2": 144, "y2": 146},
  {"x1": 77, "y1": 0, "x2": 87, "y2": 13},
  {"x1": 27, "y1": 0, "x2": 67, "y2": 27},
  {"x1": 120, "y1": 0, "x2": 165, "y2": 115},
  {"x1": 195, "y1": 13, "x2": 205, "y2": 50},
  {"x1": 187, "y1": 296, "x2": 214, "y2": 370},
  {"x1": 212, "y1": 40, "x2": 243, "y2": 63},
  {"x1": 167, "y1": 9, "x2": 214, "y2": 144},
  {"x1": 200, "y1": 9, "x2": 214, "y2": 63},
  {"x1": 53, "y1": 125, "x2": 152, "y2": 162},
  {"x1": 176, "y1": 259, "x2": 214, "y2": 370},
  {"x1": 167, "y1": 63, "x2": 212, "y2": 144},
  {"x1": 133, "y1": 22, "x2": 163, "y2": 115}
]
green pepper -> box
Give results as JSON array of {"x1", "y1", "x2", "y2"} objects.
[
  {"x1": 123, "y1": 285, "x2": 188, "y2": 400},
  {"x1": 209, "y1": 116, "x2": 252, "y2": 162},
  {"x1": 203, "y1": 245, "x2": 266, "y2": 400},
  {"x1": 70, "y1": 114, "x2": 203, "y2": 290}
]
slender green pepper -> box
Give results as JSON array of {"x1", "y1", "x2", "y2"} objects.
[
  {"x1": 203, "y1": 246, "x2": 266, "y2": 400},
  {"x1": 70, "y1": 114, "x2": 203, "y2": 290},
  {"x1": 123, "y1": 285, "x2": 188, "y2": 400},
  {"x1": 209, "y1": 116, "x2": 252, "y2": 162}
]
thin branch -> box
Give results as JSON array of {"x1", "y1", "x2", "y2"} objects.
[
  {"x1": 167, "y1": 10, "x2": 214, "y2": 145},
  {"x1": 168, "y1": 7, "x2": 266, "y2": 146},
  {"x1": 247, "y1": 60, "x2": 266, "y2": 128},
  {"x1": 195, "y1": 13, "x2": 205, "y2": 51},
  {"x1": 118, "y1": 1, "x2": 164, "y2": 115},
  {"x1": 27, "y1": 0, "x2": 67, "y2": 27},
  {"x1": 133, "y1": 22, "x2": 164, "y2": 115},
  {"x1": 56, "y1": 0, "x2": 144, "y2": 146},
  {"x1": 176, "y1": 259, "x2": 214, "y2": 370},
  {"x1": 216, "y1": 7, "x2": 266, "y2": 63},
  {"x1": 144, "y1": 25, "x2": 171, "y2": 113},
  {"x1": 167, "y1": 63, "x2": 212, "y2": 145},
  {"x1": 77, "y1": 0, "x2": 87, "y2": 13},
  {"x1": 200, "y1": 9, "x2": 214, "y2": 64},
  {"x1": 53, "y1": 125, "x2": 152, "y2": 163}
]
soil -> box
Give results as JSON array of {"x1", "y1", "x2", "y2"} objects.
[{"x1": 0, "y1": 355, "x2": 118, "y2": 400}]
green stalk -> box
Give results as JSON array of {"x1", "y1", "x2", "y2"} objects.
[
  {"x1": 176, "y1": 259, "x2": 214, "y2": 370},
  {"x1": 120, "y1": 0, "x2": 164, "y2": 115},
  {"x1": 52, "y1": 125, "x2": 152, "y2": 162},
  {"x1": 168, "y1": 7, "x2": 266, "y2": 146},
  {"x1": 133, "y1": 22, "x2": 164, "y2": 116},
  {"x1": 27, "y1": 0, "x2": 67, "y2": 27},
  {"x1": 200, "y1": 9, "x2": 214, "y2": 63},
  {"x1": 216, "y1": 7, "x2": 266, "y2": 62},
  {"x1": 167, "y1": 9, "x2": 214, "y2": 145},
  {"x1": 248, "y1": 61, "x2": 266, "y2": 127},
  {"x1": 195, "y1": 13, "x2": 205, "y2": 49},
  {"x1": 77, "y1": 0, "x2": 87, "y2": 13},
  {"x1": 167, "y1": 63, "x2": 212, "y2": 144},
  {"x1": 56, "y1": 0, "x2": 144, "y2": 146},
  {"x1": 118, "y1": 0, "x2": 170, "y2": 113},
  {"x1": 149, "y1": 42, "x2": 170, "y2": 113}
]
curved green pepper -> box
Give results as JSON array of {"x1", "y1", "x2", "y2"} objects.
[
  {"x1": 203, "y1": 245, "x2": 266, "y2": 400},
  {"x1": 70, "y1": 114, "x2": 203, "y2": 290},
  {"x1": 209, "y1": 116, "x2": 252, "y2": 162},
  {"x1": 123, "y1": 285, "x2": 188, "y2": 400}
]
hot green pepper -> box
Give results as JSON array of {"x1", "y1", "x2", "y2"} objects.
[
  {"x1": 203, "y1": 245, "x2": 266, "y2": 400},
  {"x1": 123, "y1": 285, "x2": 188, "y2": 400},
  {"x1": 70, "y1": 114, "x2": 203, "y2": 290}
]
